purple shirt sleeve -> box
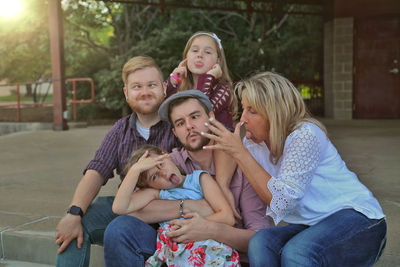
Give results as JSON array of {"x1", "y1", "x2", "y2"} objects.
[
  {"x1": 239, "y1": 171, "x2": 270, "y2": 231},
  {"x1": 84, "y1": 121, "x2": 122, "y2": 183},
  {"x1": 166, "y1": 76, "x2": 178, "y2": 98},
  {"x1": 84, "y1": 114, "x2": 178, "y2": 186},
  {"x1": 197, "y1": 74, "x2": 233, "y2": 127},
  {"x1": 229, "y1": 168, "x2": 269, "y2": 231}
]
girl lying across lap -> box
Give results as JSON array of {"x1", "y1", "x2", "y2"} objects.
[{"x1": 113, "y1": 144, "x2": 240, "y2": 267}]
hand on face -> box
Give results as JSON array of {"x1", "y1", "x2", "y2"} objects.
[
  {"x1": 186, "y1": 36, "x2": 219, "y2": 76},
  {"x1": 201, "y1": 117, "x2": 246, "y2": 159},
  {"x1": 206, "y1": 63, "x2": 222, "y2": 79},
  {"x1": 130, "y1": 151, "x2": 169, "y2": 175},
  {"x1": 171, "y1": 59, "x2": 188, "y2": 85}
]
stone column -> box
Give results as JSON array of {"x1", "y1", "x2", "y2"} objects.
[{"x1": 324, "y1": 17, "x2": 354, "y2": 119}]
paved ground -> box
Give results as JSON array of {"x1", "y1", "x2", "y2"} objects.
[{"x1": 0, "y1": 119, "x2": 399, "y2": 266}]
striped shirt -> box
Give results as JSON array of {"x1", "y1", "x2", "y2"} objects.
[
  {"x1": 166, "y1": 74, "x2": 233, "y2": 127},
  {"x1": 84, "y1": 113, "x2": 178, "y2": 184}
]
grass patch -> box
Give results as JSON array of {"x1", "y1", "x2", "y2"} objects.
[{"x1": 0, "y1": 94, "x2": 53, "y2": 103}]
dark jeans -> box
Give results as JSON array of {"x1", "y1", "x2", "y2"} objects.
[
  {"x1": 103, "y1": 215, "x2": 157, "y2": 267},
  {"x1": 56, "y1": 196, "x2": 117, "y2": 267},
  {"x1": 248, "y1": 209, "x2": 387, "y2": 267}
]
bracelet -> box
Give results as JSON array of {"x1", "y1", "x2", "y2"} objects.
[
  {"x1": 170, "y1": 73, "x2": 181, "y2": 84},
  {"x1": 179, "y1": 199, "x2": 184, "y2": 218}
]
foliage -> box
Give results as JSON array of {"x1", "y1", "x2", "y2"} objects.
[
  {"x1": 0, "y1": 0, "x2": 323, "y2": 120},
  {"x1": 0, "y1": 0, "x2": 50, "y2": 83}
]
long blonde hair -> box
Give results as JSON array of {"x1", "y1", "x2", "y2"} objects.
[{"x1": 235, "y1": 72, "x2": 326, "y2": 164}]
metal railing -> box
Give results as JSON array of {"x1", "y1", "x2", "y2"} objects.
[
  {"x1": 66, "y1": 78, "x2": 95, "y2": 120},
  {"x1": 0, "y1": 78, "x2": 95, "y2": 122}
]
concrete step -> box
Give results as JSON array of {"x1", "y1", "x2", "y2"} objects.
[
  {"x1": 0, "y1": 122, "x2": 52, "y2": 136},
  {"x1": 0, "y1": 259, "x2": 53, "y2": 267},
  {"x1": 0, "y1": 214, "x2": 104, "y2": 267}
]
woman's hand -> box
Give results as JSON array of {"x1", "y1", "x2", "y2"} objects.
[{"x1": 201, "y1": 117, "x2": 246, "y2": 159}]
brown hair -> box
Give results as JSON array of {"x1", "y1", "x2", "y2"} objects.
[
  {"x1": 167, "y1": 97, "x2": 211, "y2": 125},
  {"x1": 123, "y1": 144, "x2": 186, "y2": 188},
  {"x1": 122, "y1": 56, "x2": 163, "y2": 85},
  {"x1": 122, "y1": 145, "x2": 164, "y2": 188}
]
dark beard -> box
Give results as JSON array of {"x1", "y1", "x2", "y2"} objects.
[{"x1": 183, "y1": 134, "x2": 211, "y2": 152}]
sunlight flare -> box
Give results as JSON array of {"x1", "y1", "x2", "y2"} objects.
[{"x1": 0, "y1": 0, "x2": 23, "y2": 18}]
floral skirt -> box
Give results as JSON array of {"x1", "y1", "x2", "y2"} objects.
[{"x1": 145, "y1": 224, "x2": 241, "y2": 267}]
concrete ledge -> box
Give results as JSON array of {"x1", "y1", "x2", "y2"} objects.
[
  {"x1": 0, "y1": 123, "x2": 52, "y2": 136},
  {"x1": 0, "y1": 259, "x2": 53, "y2": 267},
  {"x1": 2, "y1": 231, "x2": 57, "y2": 265},
  {"x1": 0, "y1": 216, "x2": 104, "y2": 267},
  {"x1": 0, "y1": 122, "x2": 88, "y2": 136}
]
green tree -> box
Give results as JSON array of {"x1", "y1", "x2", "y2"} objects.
[
  {"x1": 0, "y1": 0, "x2": 50, "y2": 100},
  {"x1": 1, "y1": 0, "x2": 323, "y2": 119}
]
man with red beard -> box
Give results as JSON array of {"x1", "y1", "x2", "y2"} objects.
[
  {"x1": 103, "y1": 90, "x2": 269, "y2": 266},
  {"x1": 55, "y1": 56, "x2": 184, "y2": 267}
]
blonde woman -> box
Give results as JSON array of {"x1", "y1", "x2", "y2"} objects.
[{"x1": 202, "y1": 72, "x2": 386, "y2": 266}]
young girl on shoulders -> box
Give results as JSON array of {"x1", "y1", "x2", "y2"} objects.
[
  {"x1": 167, "y1": 31, "x2": 235, "y2": 127},
  {"x1": 167, "y1": 32, "x2": 239, "y2": 218},
  {"x1": 112, "y1": 144, "x2": 240, "y2": 267}
]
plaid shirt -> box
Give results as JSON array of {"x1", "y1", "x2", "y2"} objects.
[{"x1": 84, "y1": 113, "x2": 178, "y2": 184}]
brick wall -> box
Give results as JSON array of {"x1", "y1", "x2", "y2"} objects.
[
  {"x1": 0, "y1": 106, "x2": 53, "y2": 122},
  {"x1": 324, "y1": 17, "x2": 354, "y2": 119}
]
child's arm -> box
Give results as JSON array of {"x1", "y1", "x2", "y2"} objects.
[
  {"x1": 197, "y1": 73, "x2": 231, "y2": 116},
  {"x1": 166, "y1": 59, "x2": 187, "y2": 97},
  {"x1": 113, "y1": 187, "x2": 159, "y2": 215},
  {"x1": 166, "y1": 76, "x2": 178, "y2": 98},
  {"x1": 199, "y1": 173, "x2": 235, "y2": 226},
  {"x1": 214, "y1": 149, "x2": 241, "y2": 219},
  {"x1": 112, "y1": 151, "x2": 166, "y2": 215},
  {"x1": 112, "y1": 163, "x2": 160, "y2": 214}
]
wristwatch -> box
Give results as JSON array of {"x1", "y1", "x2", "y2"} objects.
[{"x1": 67, "y1": 205, "x2": 84, "y2": 217}]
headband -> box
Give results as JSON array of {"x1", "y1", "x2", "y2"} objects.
[{"x1": 190, "y1": 32, "x2": 222, "y2": 49}]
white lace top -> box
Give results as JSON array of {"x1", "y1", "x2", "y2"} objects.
[{"x1": 243, "y1": 122, "x2": 385, "y2": 226}]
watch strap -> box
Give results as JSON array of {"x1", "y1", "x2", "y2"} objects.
[{"x1": 68, "y1": 205, "x2": 84, "y2": 217}]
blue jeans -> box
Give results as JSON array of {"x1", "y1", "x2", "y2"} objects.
[
  {"x1": 103, "y1": 215, "x2": 157, "y2": 267},
  {"x1": 56, "y1": 196, "x2": 118, "y2": 267},
  {"x1": 248, "y1": 209, "x2": 387, "y2": 267}
]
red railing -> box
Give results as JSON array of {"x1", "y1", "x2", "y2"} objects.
[
  {"x1": 0, "y1": 78, "x2": 95, "y2": 122},
  {"x1": 66, "y1": 78, "x2": 95, "y2": 120}
]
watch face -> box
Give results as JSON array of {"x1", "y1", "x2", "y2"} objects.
[
  {"x1": 69, "y1": 206, "x2": 82, "y2": 216},
  {"x1": 70, "y1": 206, "x2": 80, "y2": 214}
]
